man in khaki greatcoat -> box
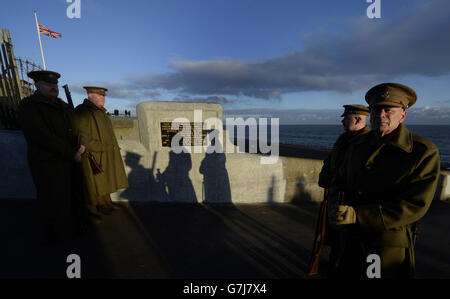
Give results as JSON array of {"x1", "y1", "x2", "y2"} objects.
[
  {"x1": 18, "y1": 70, "x2": 86, "y2": 242},
  {"x1": 316, "y1": 104, "x2": 370, "y2": 278},
  {"x1": 73, "y1": 86, "x2": 128, "y2": 219},
  {"x1": 319, "y1": 104, "x2": 371, "y2": 189},
  {"x1": 329, "y1": 83, "x2": 440, "y2": 279}
]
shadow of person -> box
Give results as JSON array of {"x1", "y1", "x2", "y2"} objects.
[
  {"x1": 267, "y1": 175, "x2": 275, "y2": 203},
  {"x1": 291, "y1": 178, "x2": 313, "y2": 203},
  {"x1": 157, "y1": 149, "x2": 197, "y2": 203},
  {"x1": 121, "y1": 151, "x2": 168, "y2": 202},
  {"x1": 200, "y1": 130, "x2": 232, "y2": 203}
]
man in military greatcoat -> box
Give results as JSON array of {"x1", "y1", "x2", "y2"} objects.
[
  {"x1": 73, "y1": 86, "x2": 129, "y2": 219},
  {"x1": 315, "y1": 104, "x2": 370, "y2": 278},
  {"x1": 329, "y1": 83, "x2": 440, "y2": 279},
  {"x1": 319, "y1": 104, "x2": 371, "y2": 189},
  {"x1": 18, "y1": 70, "x2": 86, "y2": 242}
]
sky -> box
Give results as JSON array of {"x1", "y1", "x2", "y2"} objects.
[{"x1": 1, "y1": 0, "x2": 450, "y2": 124}]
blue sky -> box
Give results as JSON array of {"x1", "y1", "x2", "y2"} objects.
[{"x1": 2, "y1": 0, "x2": 450, "y2": 123}]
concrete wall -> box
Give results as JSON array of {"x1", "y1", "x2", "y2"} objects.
[
  {"x1": 280, "y1": 156, "x2": 325, "y2": 203},
  {"x1": 0, "y1": 102, "x2": 286, "y2": 203},
  {"x1": 0, "y1": 130, "x2": 36, "y2": 198},
  {"x1": 278, "y1": 155, "x2": 450, "y2": 203},
  {"x1": 110, "y1": 140, "x2": 286, "y2": 203},
  {"x1": 117, "y1": 101, "x2": 286, "y2": 203},
  {"x1": 111, "y1": 117, "x2": 140, "y2": 142},
  {"x1": 436, "y1": 170, "x2": 450, "y2": 202}
]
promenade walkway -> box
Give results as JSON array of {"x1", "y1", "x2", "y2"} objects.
[{"x1": 0, "y1": 199, "x2": 448, "y2": 279}]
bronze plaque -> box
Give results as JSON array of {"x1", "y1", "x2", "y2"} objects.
[{"x1": 160, "y1": 122, "x2": 208, "y2": 147}]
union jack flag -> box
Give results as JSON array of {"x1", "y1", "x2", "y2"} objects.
[{"x1": 38, "y1": 24, "x2": 62, "y2": 38}]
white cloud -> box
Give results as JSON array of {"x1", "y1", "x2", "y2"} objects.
[{"x1": 119, "y1": 0, "x2": 450, "y2": 101}]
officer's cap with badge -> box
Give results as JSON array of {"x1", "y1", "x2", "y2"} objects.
[
  {"x1": 341, "y1": 104, "x2": 370, "y2": 117},
  {"x1": 365, "y1": 83, "x2": 417, "y2": 109},
  {"x1": 83, "y1": 86, "x2": 108, "y2": 96},
  {"x1": 27, "y1": 70, "x2": 60, "y2": 84}
]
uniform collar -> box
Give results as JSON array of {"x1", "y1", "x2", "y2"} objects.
[
  {"x1": 386, "y1": 124, "x2": 413, "y2": 153},
  {"x1": 355, "y1": 125, "x2": 370, "y2": 137},
  {"x1": 346, "y1": 125, "x2": 370, "y2": 142},
  {"x1": 83, "y1": 98, "x2": 107, "y2": 112},
  {"x1": 365, "y1": 124, "x2": 413, "y2": 153},
  {"x1": 32, "y1": 91, "x2": 64, "y2": 108}
]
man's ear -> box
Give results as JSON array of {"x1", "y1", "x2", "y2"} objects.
[{"x1": 399, "y1": 109, "x2": 407, "y2": 124}]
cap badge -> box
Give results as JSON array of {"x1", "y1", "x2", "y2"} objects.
[{"x1": 381, "y1": 90, "x2": 389, "y2": 99}]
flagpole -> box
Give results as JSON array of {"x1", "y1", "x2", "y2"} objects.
[{"x1": 34, "y1": 10, "x2": 46, "y2": 70}]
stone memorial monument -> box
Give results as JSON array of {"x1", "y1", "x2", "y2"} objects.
[{"x1": 113, "y1": 101, "x2": 286, "y2": 203}]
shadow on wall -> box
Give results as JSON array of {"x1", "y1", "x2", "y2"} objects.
[
  {"x1": 291, "y1": 177, "x2": 313, "y2": 203},
  {"x1": 121, "y1": 129, "x2": 234, "y2": 204},
  {"x1": 267, "y1": 176, "x2": 276, "y2": 203},
  {"x1": 200, "y1": 131, "x2": 231, "y2": 203},
  {"x1": 120, "y1": 128, "x2": 284, "y2": 204},
  {"x1": 434, "y1": 172, "x2": 449, "y2": 202},
  {"x1": 121, "y1": 151, "x2": 198, "y2": 203},
  {"x1": 120, "y1": 152, "x2": 152, "y2": 202},
  {"x1": 158, "y1": 150, "x2": 197, "y2": 203}
]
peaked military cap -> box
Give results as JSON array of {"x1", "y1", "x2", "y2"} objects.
[
  {"x1": 341, "y1": 104, "x2": 370, "y2": 117},
  {"x1": 83, "y1": 86, "x2": 108, "y2": 96},
  {"x1": 365, "y1": 83, "x2": 417, "y2": 109},
  {"x1": 27, "y1": 70, "x2": 60, "y2": 84}
]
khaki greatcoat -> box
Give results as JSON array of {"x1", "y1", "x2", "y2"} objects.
[
  {"x1": 319, "y1": 125, "x2": 371, "y2": 189},
  {"x1": 334, "y1": 124, "x2": 440, "y2": 278},
  {"x1": 73, "y1": 99, "x2": 128, "y2": 206}
]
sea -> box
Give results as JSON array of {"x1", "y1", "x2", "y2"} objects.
[{"x1": 228, "y1": 124, "x2": 450, "y2": 168}]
